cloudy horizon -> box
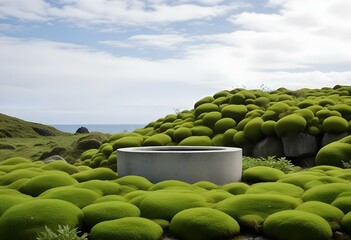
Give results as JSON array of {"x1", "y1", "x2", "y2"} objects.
[{"x1": 1, "y1": 0, "x2": 351, "y2": 124}]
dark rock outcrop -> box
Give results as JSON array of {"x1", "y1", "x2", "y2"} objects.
[
  {"x1": 32, "y1": 127, "x2": 54, "y2": 136},
  {"x1": 282, "y1": 133, "x2": 318, "y2": 157},
  {"x1": 75, "y1": 127, "x2": 90, "y2": 134},
  {"x1": 252, "y1": 137, "x2": 285, "y2": 158},
  {"x1": 40, "y1": 147, "x2": 66, "y2": 160},
  {"x1": 321, "y1": 132, "x2": 349, "y2": 147}
]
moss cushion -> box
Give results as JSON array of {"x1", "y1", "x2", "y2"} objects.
[
  {"x1": 90, "y1": 217, "x2": 163, "y2": 240},
  {"x1": 170, "y1": 207, "x2": 240, "y2": 240},
  {"x1": 263, "y1": 210, "x2": 332, "y2": 240},
  {"x1": 0, "y1": 199, "x2": 83, "y2": 240},
  {"x1": 242, "y1": 166, "x2": 285, "y2": 183}
]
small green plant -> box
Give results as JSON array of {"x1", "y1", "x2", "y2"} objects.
[
  {"x1": 242, "y1": 156, "x2": 296, "y2": 173},
  {"x1": 36, "y1": 225, "x2": 88, "y2": 240}
]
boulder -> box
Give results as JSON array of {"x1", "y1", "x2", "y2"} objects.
[
  {"x1": 282, "y1": 133, "x2": 318, "y2": 157},
  {"x1": 42, "y1": 155, "x2": 67, "y2": 163},
  {"x1": 252, "y1": 137, "x2": 284, "y2": 158},
  {"x1": 75, "y1": 127, "x2": 90, "y2": 134},
  {"x1": 321, "y1": 132, "x2": 349, "y2": 147},
  {"x1": 32, "y1": 127, "x2": 53, "y2": 136}
]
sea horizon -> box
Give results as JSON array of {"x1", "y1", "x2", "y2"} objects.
[{"x1": 51, "y1": 124, "x2": 146, "y2": 134}]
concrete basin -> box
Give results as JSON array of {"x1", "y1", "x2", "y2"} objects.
[{"x1": 117, "y1": 146, "x2": 242, "y2": 185}]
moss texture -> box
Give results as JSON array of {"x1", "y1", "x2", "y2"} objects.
[
  {"x1": 72, "y1": 167, "x2": 117, "y2": 182},
  {"x1": 274, "y1": 114, "x2": 307, "y2": 137},
  {"x1": 90, "y1": 217, "x2": 163, "y2": 240},
  {"x1": 82, "y1": 201, "x2": 140, "y2": 230},
  {"x1": 242, "y1": 166, "x2": 285, "y2": 183},
  {"x1": 263, "y1": 210, "x2": 332, "y2": 240},
  {"x1": 0, "y1": 199, "x2": 83, "y2": 240},
  {"x1": 245, "y1": 182, "x2": 304, "y2": 198},
  {"x1": 170, "y1": 207, "x2": 240, "y2": 240}
]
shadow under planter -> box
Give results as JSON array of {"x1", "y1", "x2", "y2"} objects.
[{"x1": 117, "y1": 146, "x2": 242, "y2": 185}]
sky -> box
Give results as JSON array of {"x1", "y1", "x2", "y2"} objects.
[{"x1": 0, "y1": 0, "x2": 351, "y2": 125}]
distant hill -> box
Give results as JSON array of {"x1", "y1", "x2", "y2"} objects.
[{"x1": 0, "y1": 113, "x2": 68, "y2": 138}]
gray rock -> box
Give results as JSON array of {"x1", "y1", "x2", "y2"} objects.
[
  {"x1": 43, "y1": 155, "x2": 67, "y2": 163},
  {"x1": 252, "y1": 137, "x2": 285, "y2": 158},
  {"x1": 282, "y1": 133, "x2": 318, "y2": 157},
  {"x1": 321, "y1": 132, "x2": 349, "y2": 147},
  {"x1": 75, "y1": 127, "x2": 90, "y2": 134},
  {"x1": 40, "y1": 147, "x2": 66, "y2": 160}
]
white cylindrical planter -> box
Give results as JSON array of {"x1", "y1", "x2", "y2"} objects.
[{"x1": 117, "y1": 146, "x2": 242, "y2": 185}]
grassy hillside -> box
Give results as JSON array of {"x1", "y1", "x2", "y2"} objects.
[
  {"x1": 0, "y1": 113, "x2": 110, "y2": 162},
  {"x1": 0, "y1": 113, "x2": 67, "y2": 138}
]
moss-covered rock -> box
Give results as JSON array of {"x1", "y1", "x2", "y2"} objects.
[
  {"x1": 139, "y1": 192, "x2": 209, "y2": 220},
  {"x1": 112, "y1": 136, "x2": 144, "y2": 150},
  {"x1": 72, "y1": 167, "x2": 117, "y2": 182},
  {"x1": 194, "y1": 96, "x2": 215, "y2": 108},
  {"x1": 242, "y1": 166, "x2": 285, "y2": 183},
  {"x1": 179, "y1": 136, "x2": 213, "y2": 146},
  {"x1": 0, "y1": 194, "x2": 32, "y2": 216},
  {"x1": 39, "y1": 186, "x2": 100, "y2": 208},
  {"x1": 214, "y1": 118, "x2": 236, "y2": 133},
  {"x1": 202, "y1": 111, "x2": 222, "y2": 128},
  {"x1": 74, "y1": 180, "x2": 121, "y2": 196},
  {"x1": 41, "y1": 161, "x2": 79, "y2": 174},
  {"x1": 203, "y1": 189, "x2": 233, "y2": 204},
  {"x1": 0, "y1": 157, "x2": 31, "y2": 165},
  {"x1": 274, "y1": 114, "x2": 307, "y2": 137},
  {"x1": 341, "y1": 211, "x2": 351, "y2": 234},
  {"x1": 222, "y1": 128, "x2": 237, "y2": 146},
  {"x1": 114, "y1": 175, "x2": 153, "y2": 191},
  {"x1": 301, "y1": 183, "x2": 351, "y2": 203},
  {"x1": 243, "y1": 117, "x2": 264, "y2": 141},
  {"x1": 331, "y1": 195, "x2": 351, "y2": 214},
  {"x1": 296, "y1": 201, "x2": 344, "y2": 231},
  {"x1": 0, "y1": 199, "x2": 83, "y2": 240},
  {"x1": 322, "y1": 116, "x2": 349, "y2": 133},
  {"x1": 143, "y1": 133, "x2": 172, "y2": 146},
  {"x1": 220, "y1": 182, "x2": 250, "y2": 195},
  {"x1": 316, "y1": 139, "x2": 351, "y2": 167},
  {"x1": 215, "y1": 194, "x2": 301, "y2": 231},
  {"x1": 261, "y1": 120, "x2": 276, "y2": 136},
  {"x1": 173, "y1": 127, "x2": 192, "y2": 143},
  {"x1": 0, "y1": 169, "x2": 42, "y2": 186},
  {"x1": 170, "y1": 208, "x2": 240, "y2": 240},
  {"x1": 90, "y1": 217, "x2": 163, "y2": 240},
  {"x1": 195, "y1": 103, "x2": 219, "y2": 118},
  {"x1": 245, "y1": 182, "x2": 304, "y2": 198},
  {"x1": 229, "y1": 93, "x2": 245, "y2": 104},
  {"x1": 19, "y1": 171, "x2": 78, "y2": 197},
  {"x1": 221, "y1": 105, "x2": 248, "y2": 123},
  {"x1": 191, "y1": 125, "x2": 214, "y2": 137},
  {"x1": 82, "y1": 201, "x2": 140, "y2": 230},
  {"x1": 263, "y1": 210, "x2": 332, "y2": 240}
]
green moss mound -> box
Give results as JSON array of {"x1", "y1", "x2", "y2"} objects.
[
  {"x1": 90, "y1": 217, "x2": 163, "y2": 240},
  {"x1": 72, "y1": 167, "x2": 117, "y2": 182},
  {"x1": 74, "y1": 180, "x2": 121, "y2": 196},
  {"x1": 139, "y1": 192, "x2": 209, "y2": 220},
  {"x1": 19, "y1": 171, "x2": 78, "y2": 197},
  {"x1": 245, "y1": 182, "x2": 304, "y2": 198},
  {"x1": 261, "y1": 120, "x2": 276, "y2": 136},
  {"x1": 112, "y1": 136, "x2": 144, "y2": 150},
  {"x1": 296, "y1": 201, "x2": 344, "y2": 231},
  {"x1": 148, "y1": 180, "x2": 192, "y2": 191},
  {"x1": 0, "y1": 199, "x2": 83, "y2": 240},
  {"x1": 0, "y1": 195, "x2": 32, "y2": 216},
  {"x1": 114, "y1": 175, "x2": 153, "y2": 191},
  {"x1": 191, "y1": 126, "x2": 214, "y2": 137},
  {"x1": 82, "y1": 201, "x2": 140, "y2": 230},
  {"x1": 195, "y1": 103, "x2": 219, "y2": 118},
  {"x1": 274, "y1": 114, "x2": 307, "y2": 137},
  {"x1": 220, "y1": 182, "x2": 250, "y2": 195},
  {"x1": 342, "y1": 211, "x2": 351, "y2": 234},
  {"x1": 214, "y1": 118, "x2": 236, "y2": 133},
  {"x1": 193, "y1": 181, "x2": 218, "y2": 190},
  {"x1": 332, "y1": 195, "x2": 351, "y2": 213},
  {"x1": 143, "y1": 133, "x2": 172, "y2": 146},
  {"x1": 173, "y1": 127, "x2": 192, "y2": 143},
  {"x1": 222, "y1": 128, "x2": 237, "y2": 146},
  {"x1": 0, "y1": 169, "x2": 42, "y2": 186},
  {"x1": 39, "y1": 186, "x2": 100, "y2": 208},
  {"x1": 215, "y1": 194, "x2": 301, "y2": 231},
  {"x1": 301, "y1": 183, "x2": 351, "y2": 203},
  {"x1": 0, "y1": 157, "x2": 31, "y2": 165},
  {"x1": 322, "y1": 116, "x2": 349, "y2": 133},
  {"x1": 263, "y1": 210, "x2": 332, "y2": 240},
  {"x1": 221, "y1": 105, "x2": 248, "y2": 123},
  {"x1": 316, "y1": 141, "x2": 351, "y2": 167},
  {"x1": 202, "y1": 111, "x2": 222, "y2": 128},
  {"x1": 170, "y1": 207, "x2": 240, "y2": 240},
  {"x1": 203, "y1": 190, "x2": 234, "y2": 203},
  {"x1": 179, "y1": 136, "x2": 213, "y2": 146},
  {"x1": 277, "y1": 173, "x2": 321, "y2": 189},
  {"x1": 242, "y1": 166, "x2": 285, "y2": 183},
  {"x1": 41, "y1": 161, "x2": 79, "y2": 174},
  {"x1": 94, "y1": 194, "x2": 126, "y2": 203},
  {"x1": 243, "y1": 117, "x2": 264, "y2": 141}
]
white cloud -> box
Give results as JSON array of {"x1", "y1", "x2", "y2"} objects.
[{"x1": 0, "y1": 0, "x2": 240, "y2": 26}]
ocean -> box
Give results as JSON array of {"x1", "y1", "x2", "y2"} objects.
[{"x1": 51, "y1": 124, "x2": 146, "y2": 134}]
